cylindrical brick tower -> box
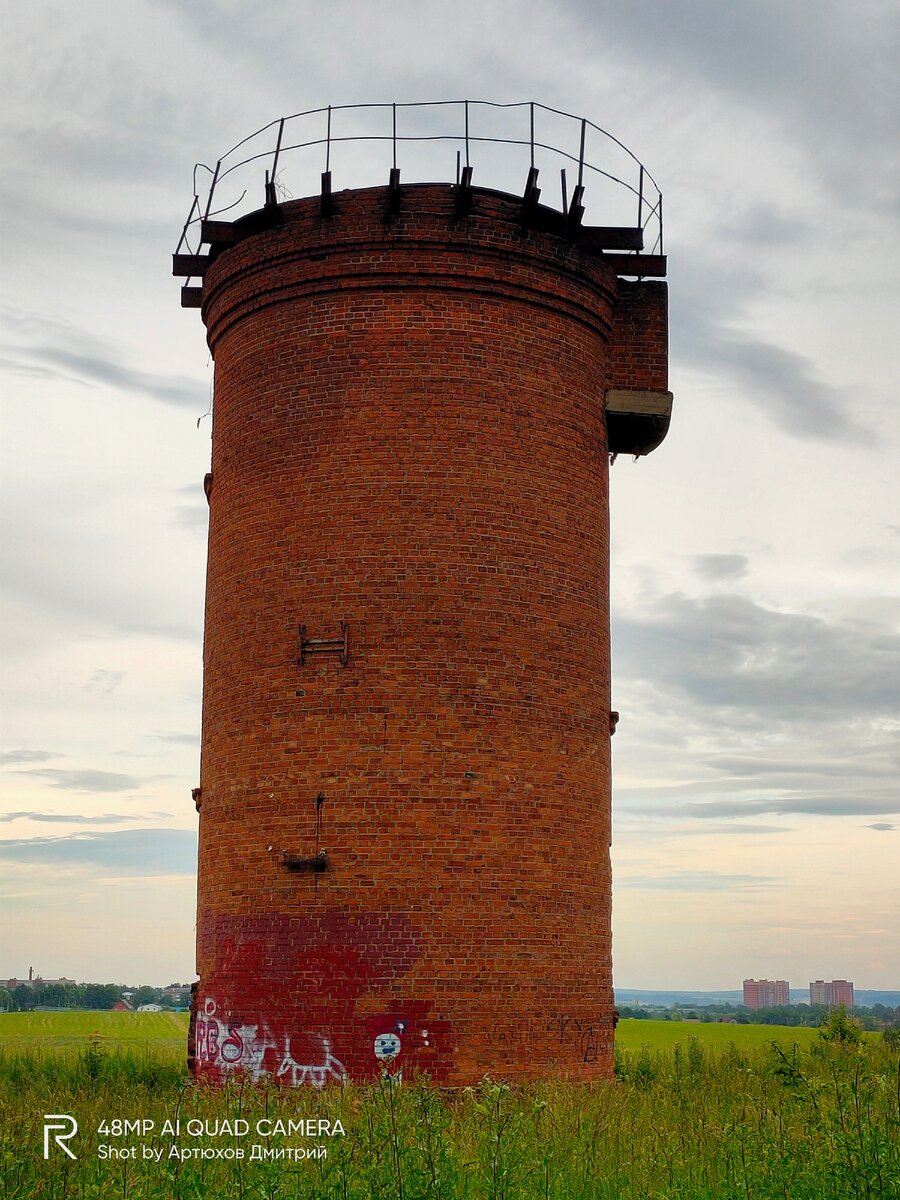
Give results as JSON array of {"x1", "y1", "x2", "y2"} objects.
[{"x1": 176, "y1": 105, "x2": 670, "y2": 1085}]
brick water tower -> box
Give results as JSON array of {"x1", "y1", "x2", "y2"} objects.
[{"x1": 174, "y1": 102, "x2": 671, "y2": 1086}]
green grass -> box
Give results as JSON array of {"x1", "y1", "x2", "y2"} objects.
[
  {"x1": 0, "y1": 1012, "x2": 829, "y2": 1057},
  {"x1": 0, "y1": 1010, "x2": 188, "y2": 1058},
  {"x1": 1, "y1": 1015, "x2": 898, "y2": 1198},
  {"x1": 617, "y1": 1017, "x2": 823, "y2": 1051}
]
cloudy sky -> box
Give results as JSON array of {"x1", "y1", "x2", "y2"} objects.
[{"x1": 1, "y1": 0, "x2": 897, "y2": 991}]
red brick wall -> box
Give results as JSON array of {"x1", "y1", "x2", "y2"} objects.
[
  {"x1": 192, "y1": 185, "x2": 662, "y2": 1085},
  {"x1": 606, "y1": 279, "x2": 669, "y2": 392}
]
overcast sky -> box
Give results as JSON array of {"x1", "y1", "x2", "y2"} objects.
[{"x1": 1, "y1": 0, "x2": 897, "y2": 991}]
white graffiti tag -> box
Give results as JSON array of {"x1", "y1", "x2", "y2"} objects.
[
  {"x1": 277, "y1": 1036, "x2": 347, "y2": 1088},
  {"x1": 195, "y1": 998, "x2": 346, "y2": 1087}
]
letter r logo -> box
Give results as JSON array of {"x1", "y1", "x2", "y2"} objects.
[{"x1": 43, "y1": 1114, "x2": 78, "y2": 1159}]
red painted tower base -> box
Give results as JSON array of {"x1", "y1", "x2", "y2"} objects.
[{"x1": 188, "y1": 184, "x2": 669, "y2": 1085}]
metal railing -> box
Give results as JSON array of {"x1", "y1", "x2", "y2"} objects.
[{"x1": 176, "y1": 101, "x2": 662, "y2": 257}]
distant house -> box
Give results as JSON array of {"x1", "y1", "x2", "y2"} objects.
[
  {"x1": 137, "y1": 1003, "x2": 163, "y2": 1012},
  {"x1": 113, "y1": 998, "x2": 133, "y2": 1011},
  {"x1": 161, "y1": 986, "x2": 189, "y2": 1004}
]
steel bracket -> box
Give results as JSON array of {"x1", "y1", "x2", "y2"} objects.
[{"x1": 298, "y1": 622, "x2": 350, "y2": 666}]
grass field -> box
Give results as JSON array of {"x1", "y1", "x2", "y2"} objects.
[
  {"x1": 617, "y1": 1017, "x2": 823, "y2": 1052},
  {"x1": 0, "y1": 1010, "x2": 188, "y2": 1057},
  {"x1": 0, "y1": 1011, "x2": 827, "y2": 1059},
  {"x1": 1, "y1": 1013, "x2": 896, "y2": 1198}
]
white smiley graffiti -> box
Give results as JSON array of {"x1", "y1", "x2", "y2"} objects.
[{"x1": 373, "y1": 1032, "x2": 402, "y2": 1060}]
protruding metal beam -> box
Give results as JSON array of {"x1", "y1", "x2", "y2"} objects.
[
  {"x1": 602, "y1": 253, "x2": 667, "y2": 277},
  {"x1": 181, "y1": 286, "x2": 203, "y2": 308},
  {"x1": 578, "y1": 226, "x2": 643, "y2": 251},
  {"x1": 388, "y1": 166, "x2": 402, "y2": 214},
  {"x1": 320, "y1": 170, "x2": 333, "y2": 217},
  {"x1": 201, "y1": 219, "x2": 236, "y2": 245},
  {"x1": 567, "y1": 184, "x2": 585, "y2": 234},
  {"x1": 455, "y1": 164, "x2": 474, "y2": 215},
  {"x1": 521, "y1": 166, "x2": 540, "y2": 216},
  {"x1": 172, "y1": 253, "x2": 211, "y2": 278}
]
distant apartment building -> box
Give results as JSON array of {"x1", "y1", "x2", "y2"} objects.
[
  {"x1": 743, "y1": 978, "x2": 790, "y2": 1008},
  {"x1": 809, "y1": 979, "x2": 855, "y2": 1007}
]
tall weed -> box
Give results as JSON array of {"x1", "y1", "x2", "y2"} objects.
[{"x1": 1, "y1": 1035, "x2": 898, "y2": 1198}]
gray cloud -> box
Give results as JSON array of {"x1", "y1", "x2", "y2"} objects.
[
  {"x1": 612, "y1": 592, "x2": 899, "y2": 825},
  {"x1": 617, "y1": 869, "x2": 782, "y2": 892},
  {"x1": 1, "y1": 15, "x2": 204, "y2": 187},
  {"x1": 1, "y1": 304, "x2": 208, "y2": 413},
  {"x1": 173, "y1": 503, "x2": 209, "y2": 534},
  {"x1": 124, "y1": 622, "x2": 202, "y2": 642},
  {"x1": 156, "y1": 0, "x2": 899, "y2": 206},
  {"x1": 0, "y1": 483, "x2": 204, "y2": 648},
  {"x1": 0, "y1": 811, "x2": 141, "y2": 825},
  {"x1": 696, "y1": 824, "x2": 787, "y2": 836},
  {"x1": 3, "y1": 345, "x2": 206, "y2": 410},
  {"x1": 0, "y1": 354, "x2": 88, "y2": 385},
  {"x1": 705, "y1": 754, "x2": 897, "y2": 780},
  {"x1": 615, "y1": 593, "x2": 900, "y2": 717},
  {"x1": 693, "y1": 554, "x2": 748, "y2": 581},
  {"x1": 667, "y1": 246, "x2": 867, "y2": 442},
  {"x1": 13, "y1": 768, "x2": 141, "y2": 793},
  {"x1": 0, "y1": 0, "x2": 895, "y2": 990},
  {"x1": 672, "y1": 296, "x2": 868, "y2": 443},
  {"x1": 0, "y1": 750, "x2": 54, "y2": 765},
  {"x1": 622, "y1": 785, "x2": 899, "y2": 821},
  {"x1": 866, "y1": 823, "x2": 896, "y2": 832},
  {"x1": 0, "y1": 828, "x2": 197, "y2": 875},
  {"x1": 567, "y1": 0, "x2": 900, "y2": 213},
  {"x1": 614, "y1": 819, "x2": 788, "y2": 837},
  {"x1": 721, "y1": 204, "x2": 813, "y2": 248},
  {"x1": 0, "y1": 186, "x2": 174, "y2": 245},
  {"x1": 682, "y1": 794, "x2": 899, "y2": 819},
  {"x1": 619, "y1": 748, "x2": 900, "y2": 818},
  {"x1": 85, "y1": 670, "x2": 124, "y2": 695},
  {"x1": 720, "y1": 336, "x2": 864, "y2": 442},
  {"x1": 153, "y1": 732, "x2": 200, "y2": 746}
]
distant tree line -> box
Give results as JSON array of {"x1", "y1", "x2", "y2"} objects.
[
  {"x1": 618, "y1": 1002, "x2": 900, "y2": 1031},
  {"x1": 0, "y1": 982, "x2": 192, "y2": 1012}
]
